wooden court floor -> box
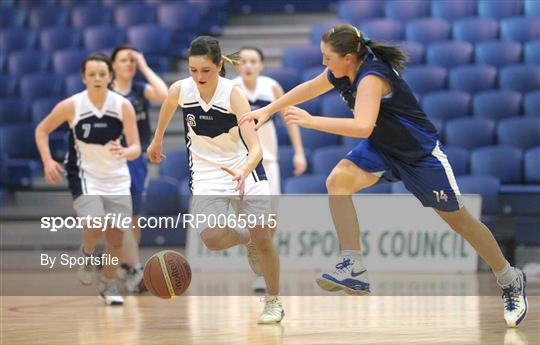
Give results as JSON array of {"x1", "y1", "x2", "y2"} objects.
[{"x1": 2, "y1": 272, "x2": 539, "y2": 345}]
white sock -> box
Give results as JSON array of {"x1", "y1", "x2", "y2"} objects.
[
  {"x1": 342, "y1": 250, "x2": 362, "y2": 259},
  {"x1": 493, "y1": 261, "x2": 518, "y2": 286}
]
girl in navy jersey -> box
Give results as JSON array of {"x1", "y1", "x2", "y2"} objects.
[
  {"x1": 111, "y1": 45, "x2": 168, "y2": 293},
  {"x1": 147, "y1": 36, "x2": 284, "y2": 324},
  {"x1": 240, "y1": 24, "x2": 527, "y2": 328},
  {"x1": 35, "y1": 53, "x2": 141, "y2": 305}
]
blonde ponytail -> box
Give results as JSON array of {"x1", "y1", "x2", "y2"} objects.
[{"x1": 220, "y1": 52, "x2": 241, "y2": 77}]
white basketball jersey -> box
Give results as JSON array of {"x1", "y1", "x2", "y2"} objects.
[
  {"x1": 233, "y1": 76, "x2": 279, "y2": 162},
  {"x1": 65, "y1": 90, "x2": 131, "y2": 197},
  {"x1": 179, "y1": 77, "x2": 266, "y2": 193}
]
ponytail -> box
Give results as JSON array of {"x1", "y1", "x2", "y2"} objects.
[{"x1": 220, "y1": 52, "x2": 241, "y2": 77}]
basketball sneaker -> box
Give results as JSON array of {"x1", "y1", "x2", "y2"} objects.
[
  {"x1": 252, "y1": 276, "x2": 266, "y2": 293},
  {"x1": 316, "y1": 257, "x2": 370, "y2": 295},
  {"x1": 246, "y1": 241, "x2": 262, "y2": 276},
  {"x1": 501, "y1": 268, "x2": 528, "y2": 327},
  {"x1": 98, "y1": 279, "x2": 124, "y2": 306},
  {"x1": 258, "y1": 296, "x2": 284, "y2": 324},
  {"x1": 78, "y1": 249, "x2": 95, "y2": 286},
  {"x1": 124, "y1": 266, "x2": 144, "y2": 293},
  {"x1": 116, "y1": 263, "x2": 130, "y2": 281}
]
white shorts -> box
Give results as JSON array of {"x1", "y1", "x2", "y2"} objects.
[
  {"x1": 189, "y1": 180, "x2": 273, "y2": 233},
  {"x1": 73, "y1": 195, "x2": 132, "y2": 231},
  {"x1": 263, "y1": 159, "x2": 281, "y2": 195}
]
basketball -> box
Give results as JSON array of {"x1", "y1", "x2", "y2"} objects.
[{"x1": 143, "y1": 250, "x2": 192, "y2": 299}]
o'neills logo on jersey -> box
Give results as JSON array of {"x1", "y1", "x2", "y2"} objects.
[
  {"x1": 199, "y1": 115, "x2": 213, "y2": 120},
  {"x1": 187, "y1": 114, "x2": 196, "y2": 127}
]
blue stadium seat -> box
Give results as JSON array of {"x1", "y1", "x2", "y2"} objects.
[
  {"x1": 524, "y1": 0, "x2": 540, "y2": 17},
  {"x1": 300, "y1": 128, "x2": 340, "y2": 150},
  {"x1": 426, "y1": 41, "x2": 473, "y2": 68},
  {"x1": 159, "y1": 149, "x2": 191, "y2": 183},
  {"x1": 114, "y1": 4, "x2": 156, "y2": 27},
  {"x1": 31, "y1": 97, "x2": 64, "y2": 127},
  {"x1": 283, "y1": 44, "x2": 322, "y2": 73},
  {"x1": 405, "y1": 18, "x2": 451, "y2": 44},
  {"x1": 157, "y1": 3, "x2": 201, "y2": 55},
  {"x1": 449, "y1": 65, "x2": 497, "y2": 93},
  {"x1": 342, "y1": 137, "x2": 364, "y2": 149},
  {"x1": 524, "y1": 90, "x2": 540, "y2": 117},
  {"x1": 311, "y1": 145, "x2": 350, "y2": 176},
  {"x1": 19, "y1": 74, "x2": 63, "y2": 102},
  {"x1": 0, "y1": 28, "x2": 37, "y2": 52},
  {"x1": 65, "y1": 73, "x2": 84, "y2": 96},
  {"x1": 357, "y1": 183, "x2": 392, "y2": 194},
  {"x1": 310, "y1": 20, "x2": 345, "y2": 43},
  {"x1": 422, "y1": 91, "x2": 471, "y2": 121},
  {"x1": 18, "y1": 0, "x2": 57, "y2": 7},
  {"x1": 499, "y1": 65, "x2": 540, "y2": 93},
  {"x1": 391, "y1": 181, "x2": 410, "y2": 194},
  {"x1": 402, "y1": 66, "x2": 447, "y2": 94},
  {"x1": 39, "y1": 27, "x2": 81, "y2": 52},
  {"x1": 275, "y1": 124, "x2": 290, "y2": 146},
  {"x1": 8, "y1": 50, "x2": 50, "y2": 76},
  {"x1": 283, "y1": 175, "x2": 327, "y2": 194},
  {"x1": 360, "y1": 19, "x2": 404, "y2": 42},
  {"x1": 143, "y1": 177, "x2": 182, "y2": 216},
  {"x1": 52, "y1": 49, "x2": 88, "y2": 75},
  {"x1": 0, "y1": 51, "x2": 5, "y2": 73},
  {"x1": 524, "y1": 40, "x2": 540, "y2": 65},
  {"x1": 471, "y1": 146, "x2": 523, "y2": 184},
  {"x1": 430, "y1": 118, "x2": 444, "y2": 137},
  {"x1": 83, "y1": 26, "x2": 125, "y2": 51},
  {"x1": 431, "y1": 0, "x2": 475, "y2": 21},
  {"x1": 301, "y1": 66, "x2": 325, "y2": 82},
  {"x1": 297, "y1": 98, "x2": 321, "y2": 116},
  {"x1": 475, "y1": 41, "x2": 522, "y2": 68},
  {"x1": 0, "y1": 7, "x2": 27, "y2": 28},
  {"x1": 473, "y1": 90, "x2": 522, "y2": 120},
  {"x1": 399, "y1": 41, "x2": 424, "y2": 66},
  {"x1": 0, "y1": 75, "x2": 17, "y2": 97},
  {"x1": 264, "y1": 69, "x2": 299, "y2": 92},
  {"x1": 445, "y1": 117, "x2": 496, "y2": 149},
  {"x1": 338, "y1": 0, "x2": 383, "y2": 22},
  {"x1": 321, "y1": 93, "x2": 353, "y2": 118},
  {"x1": 452, "y1": 18, "x2": 498, "y2": 43},
  {"x1": 497, "y1": 117, "x2": 540, "y2": 150},
  {"x1": 29, "y1": 6, "x2": 69, "y2": 28},
  {"x1": 500, "y1": 17, "x2": 540, "y2": 42},
  {"x1": 0, "y1": 99, "x2": 27, "y2": 125},
  {"x1": 456, "y1": 175, "x2": 500, "y2": 213},
  {"x1": 384, "y1": 0, "x2": 429, "y2": 21},
  {"x1": 59, "y1": 0, "x2": 100, "y2": 7},
  {"x1": 0, "y1": 123, "x2": 39, "y2": 159},
  {"x1": 71, "y1": 5, "x2": 113, "y2": 29},
  {"x1": 477, "y1": 0, "x2": 521, "y2": 19},
  {"x1": 127, "y1": 24, "x2": 172, "y2": 71},
  {"x1": 278, "y1": 146, "x2": 312, "y2": 182},
  {"x1": 524, "y1": 147, "x2": 540, "y2": 183},
  {"x1": 444, "y1": 146, "x2": 469, "y2": 176}
]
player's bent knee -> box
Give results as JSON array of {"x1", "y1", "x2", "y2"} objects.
[{"x1": 326, "y1": 169, "x2": 356, "y2": 194}]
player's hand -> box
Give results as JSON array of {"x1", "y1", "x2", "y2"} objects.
[
  {"x1": 283, "y1": 106, "x2": 314, "y2": 128},
  {"x1": 293, "y1": 152, "x2": 307, "y2": 176},
  {"x1": 238, "y1": 107, "x2": 271, "y2": 130},
  {"x1": 221, "y1": 166, "x2": 247, "y2": 199},
  {"x1": 131, "y1": 51, "x2": 148, "y2": 70},
  {"x1": 109, "y1": 140, "x2": 130, "y2": 160},
  {"x1": 43, "y1": 158, "x2": 65, "y2": 184},
  {"x1": 147, "y1": 139, "x2": 167, "y2": 163}
]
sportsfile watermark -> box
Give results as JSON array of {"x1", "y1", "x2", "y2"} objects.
[{"x1": 41, "y1": 213, "x2": 278, "y2": 232}]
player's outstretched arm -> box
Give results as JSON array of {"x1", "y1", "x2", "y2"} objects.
[
  {"x1": 147, "y1": 81, "x2": 181, "y2": 163},
  {"x1": 34, "y1": 98, "x2": 74, "y2": 184},
  {"x1": 239, "y1": 69, "x2": 333, "y2": 129}
]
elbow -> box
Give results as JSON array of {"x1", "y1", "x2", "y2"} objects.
[
  {"x1": 128, "y1": 144, "x2": 142, "y2": 161},
  {"x1": 353, "y1": 124, "x2": 374, "y2": 138}
]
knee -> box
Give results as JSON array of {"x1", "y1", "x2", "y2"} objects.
[
  {"x1": 326, "y1": 169, "x2": 356, "y2": 195},
  {"x1": 106, "y1": 229, "x2": 124, "y2": 248},
  {"x1": 200, "y1": 229, "x2": 224, "y2": 251}
]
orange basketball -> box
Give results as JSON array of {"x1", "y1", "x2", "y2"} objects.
[{"x1": 143, "y1": 250, "x2": 192, "y2": 299}]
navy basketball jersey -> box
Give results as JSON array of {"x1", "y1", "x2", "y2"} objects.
[
  {"x1": 65, "y1": 90, "x2": 131, "y2": 197},
  {"x1": 327, "y1": 50, "x2": 438, "y2": 163},
  {"x1": 179, "y1": 76, "x2": 266, "y2": 193},
  {"x1": 115, "y1": 81, "x2": 151, "y2": 150}
]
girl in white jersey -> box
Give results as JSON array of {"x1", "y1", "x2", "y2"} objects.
[
  {"x1": 147, "y1": 36, "x2": 284, "y2": 324},
  {"x1": 35, "y1": 53, "x2": 141, "y2": 305}
]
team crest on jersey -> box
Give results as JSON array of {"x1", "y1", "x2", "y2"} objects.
[{"x1": 187, "y1": 114, "x2": 196, "y2": 127}]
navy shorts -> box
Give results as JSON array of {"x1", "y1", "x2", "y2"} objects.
[
  {"x1": 127, "y1": 155, "x2": 148, "y2": 215},
  {"x1": 345, "y1": 140, "x2": 463, "y2": 212}
]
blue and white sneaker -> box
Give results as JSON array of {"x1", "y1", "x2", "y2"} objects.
[
  {"x1": 502, "y1": 268, "x2": 528, "y2": 327},
  {"x1": 316, "y1": 257, "x2": 370, "y2": 296}
]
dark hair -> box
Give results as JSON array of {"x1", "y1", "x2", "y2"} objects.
[
  {"x1": 239, "y1": 46, "x2": 265, "y2": 62},
  {"x1": 188, "y1": 36, "x2": 240, "y2": 77},
  {"x1": 322, "y1": 24, "x2": 408, "y2": 71},
  {"x1": 80, "y1": 52, "x2": 114, "y2": 75},
  {"x1": 111, "y1": 44, "x2": 138, "y2": 62}
]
